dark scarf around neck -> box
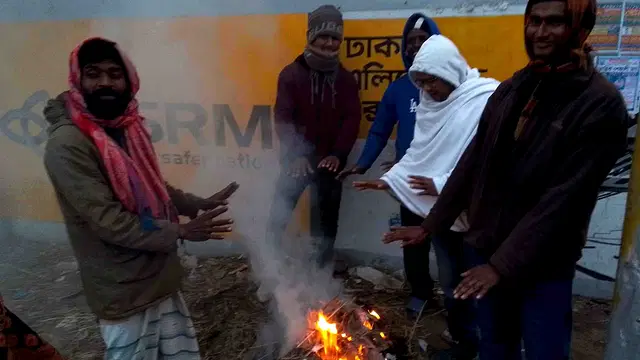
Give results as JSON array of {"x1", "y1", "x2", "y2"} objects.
[
  {"x1": 513, "y1": 57, "x2": 590, "y2": 140},
  {"x1": 303, "y1": 46, "x2": 339, "y2": 107},
  {"x1": 304, "y1": 45, "x2": 339, "y2": 73}
]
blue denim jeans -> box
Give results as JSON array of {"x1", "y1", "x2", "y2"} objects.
[
  {"x1": 463, "y1": 244, "x2": 573, "y2": 360},
  {"x1": 432, "y1": 230, "x2": 478, "y2": 354}
]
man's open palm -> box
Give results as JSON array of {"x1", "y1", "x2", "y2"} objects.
[
  {"x1": 179, "y1": 206, "x2": 233, "y2": 241},
  {"x1": 353, "y1": 179, "x2": 389, "y2": 191},
  {"x1": 203, "y1": 182, "x2": 240, "y2": 208},
  {"x1": 454, "y1": 264, "x2": 500, "y2": 300},
  {"x1": 382, "y1": 226, "x2": 427, "y2": 247},
  {"x1": 408, "y1": 175, "x2": 438, "y2": 196}
]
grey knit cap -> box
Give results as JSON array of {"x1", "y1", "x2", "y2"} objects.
[{"x1": 307, "y1": 5, "x2": 344, "y2": 43}]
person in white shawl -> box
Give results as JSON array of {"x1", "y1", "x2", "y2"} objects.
[{"x1": 353, "y1": 34, "x2": 499, "y2": 359}]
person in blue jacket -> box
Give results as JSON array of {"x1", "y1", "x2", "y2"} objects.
[
  {"x1": 339, "y1": 14, "x2": 479, "y2": 359},
  {"x1": 338, "y1": 13, "x2": 439, "y2": 310}
]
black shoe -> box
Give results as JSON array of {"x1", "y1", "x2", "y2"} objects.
[
  {"x1": 440, "y1": 328, "x2": 455, "y2": 346},
  {"x1": 332, "y1": 260, "x2": 349, "y2": 278},
  {"x1": 405, "y1": 296, "x2": 439, "y2": 320}
]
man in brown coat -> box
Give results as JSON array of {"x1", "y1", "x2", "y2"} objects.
[
  {"x1": 269, "y1": 5, "x2": 361, "y2": 274},
  {"x1": 384, "y1": 1, "x2": 628, "y2": 359},
  {"x1": 44, "y1": 37, "x2": 237, "y2": 359}
]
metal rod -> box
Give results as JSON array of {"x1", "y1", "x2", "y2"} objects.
[{"x1": 604, "y1": 114, "x2": 640, "y2": 359}]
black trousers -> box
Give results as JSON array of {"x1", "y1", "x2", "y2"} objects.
[
  {"x1": 400, "y1": 206, "x2": 434, "y2": 300},
  {"x1": 267, "y1": 169, "x2": 342, "y2": 268}
]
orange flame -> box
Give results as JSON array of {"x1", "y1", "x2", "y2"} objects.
[
  {"x1": 313, "y1": 311, "x2": 371, "y2": 360},
  {"x1": 316, "y1": 312, "x2": 339, "y2": 357}
]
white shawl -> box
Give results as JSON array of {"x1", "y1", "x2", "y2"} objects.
[{"x1": 381, "y1": 35, "x2": 499, "y2": 232}]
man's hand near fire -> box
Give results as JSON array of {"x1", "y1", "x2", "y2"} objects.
[
  {"x1": 336, "y1": 165, "x2": 366, "y2": 181},
  {"x1": 380, "y1": 160, "x2": 396, "y2": 173},
  {"x1": 453, "y1": 264, "x2": 500, "y2": 300},
  {"x1": 336, "y1": 160, "x2": 396, "y2": 181},
  {"x1": 184, "y1": 182, "x2": 240, "y2": 220},
  {"x1": 179, "y1": 206, "x2": 234, "y2": 241},
  {"x1": 408, "y1": 175, "x2": 438, "y2": 196},
  {"x1": 353, "y1": 179, "x2": 389, "y2": 191},
  {"x1": 382, "y1": 226, "x2": 427, "y2": 247},
  {"x1": 318, "y1": 156, "x2": 341, "y2": 172},
  {"x1": 287, "y1": 157, "x2": 315, "y2": 178},
  {"x1": 200, "y1": 181, "x2": 239, "y2": 208}
]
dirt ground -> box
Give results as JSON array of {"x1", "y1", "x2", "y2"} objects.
[{"x1": 0, "y1": 242, "x2": 612, "y2": 360}]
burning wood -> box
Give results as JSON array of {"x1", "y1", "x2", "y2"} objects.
[{"x1": 296, "y1": 298, "x2": 395, "y2": 360}]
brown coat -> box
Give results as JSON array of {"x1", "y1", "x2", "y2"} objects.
[
  {"x1": 274, "y1": 54, "x2": 362, "y2": 167},
  {"x1": 43, "y1": 93, "x2": 202, "y2": 320},
  {"x1": 422, "y1": 66, "x2": 628, "y2": 281}
]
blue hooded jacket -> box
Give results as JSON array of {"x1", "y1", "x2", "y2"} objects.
[{"x1": 356, "y1": 14, "x2": 440, "y2": 169}]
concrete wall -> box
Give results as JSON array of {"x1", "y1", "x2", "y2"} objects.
[
  {"x1": 0, "y1": 0, "x2": 529, "y2": 22},
  {"x1": 0, "y1": 0, "x2": 629, "y2": 299}
]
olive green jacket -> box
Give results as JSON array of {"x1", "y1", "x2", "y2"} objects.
[{"x1": 43, "y1": 92, "x2": 201, "y2": 320}]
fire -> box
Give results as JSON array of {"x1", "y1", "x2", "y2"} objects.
[
  {"x1": 316, "y1": 312, "x2": 339, "y2": 357},
  {"x1": 310, "y1": 307, "x2": 384, "y2": 360}
]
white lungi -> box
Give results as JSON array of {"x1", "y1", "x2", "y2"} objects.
[{"x1": 99, "y1": 292, "x2": 200, "y2": 360}]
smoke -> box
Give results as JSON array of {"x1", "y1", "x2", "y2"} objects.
[
  {"x1": 2, "y1": 0, "x2": 345, "y2": 356},
  {"x1": 238, "y1": 230, "x2": 342, "y2": 358},
  {"x1": 222, "y1": 127, "x2": 345, "y2": 358},
  {"x1": 88, "y1": 5, "x2": 346, "y2": 358}
]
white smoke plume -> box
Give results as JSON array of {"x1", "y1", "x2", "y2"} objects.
[
  {"x1": 224, "y1": 128, "x2": 345, "y2": 358},
  {"x1": 89, "y1": 5, "x2": 347, "y2": 358},
  {"x1": 1, "y1": 1, "x2": 351, "y2": 356}
]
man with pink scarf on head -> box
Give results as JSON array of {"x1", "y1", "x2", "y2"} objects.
[{"x1": 44, "y1": 37, "x2": 238, "y2": 359}]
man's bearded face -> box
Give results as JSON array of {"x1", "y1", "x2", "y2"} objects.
[
  {"x1": 525, "y1": 1, "x2": 573, "y2": 62},
  {"x1": 80, "y1": 60, "x2": 130, "y2": 120}
]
